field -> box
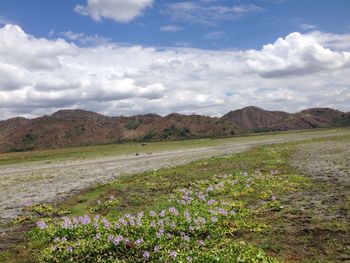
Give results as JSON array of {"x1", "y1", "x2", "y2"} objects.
[
  {"x1": 0, "y1": 128, "x2": 344, "y2": 166},
  {"x1": 0, "y1": 129, "x2": 349, "y2": 262}
]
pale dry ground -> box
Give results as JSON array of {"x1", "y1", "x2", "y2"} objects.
[
  {"x1": 0, "y1": 130, "x2": 349, "y2": 230},
  {"x1": 284, "y1": 137, "x2": 350, "y2": 261}
]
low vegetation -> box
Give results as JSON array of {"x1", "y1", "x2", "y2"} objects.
[
  {"x1": 1, "y1": 134, "x2": 349, "y2": 262},
  {"x1": 0, "y1": 128, "x2": 344, "y2": 166}
]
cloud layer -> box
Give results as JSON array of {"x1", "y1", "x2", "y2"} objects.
[
  {"x1": 163, "y1": 2, "x2": 264, "y2": 25},
  {"x1": 75, "y1": 0, "x2": 153, "y2": 23},
  {"x1": 0, "y1": 24, "x2": 349, "y2": 120}
]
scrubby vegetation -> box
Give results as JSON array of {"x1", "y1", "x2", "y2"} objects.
[{"x1": 31, "y1": 171, "x2": 282, "y2": 262}]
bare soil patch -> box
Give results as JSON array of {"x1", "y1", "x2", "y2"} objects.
[{"x1": 278, "y1": 138, "x2": 350, "y2": 261}]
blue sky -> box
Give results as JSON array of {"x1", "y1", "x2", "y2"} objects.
[
  {"x1": 0, "y1": 0, "x2": 350, "y2": 119},
  {"x1": 1, "y1": 0, "x2": 349, "y2": 49}
]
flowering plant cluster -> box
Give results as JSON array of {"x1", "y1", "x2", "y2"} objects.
[
  {"x1": 89, "y1": 196, "x2": 121, "y2": 213},
  {"x1": 32, "y1": 171, "x2": 282, "y2": 262}
]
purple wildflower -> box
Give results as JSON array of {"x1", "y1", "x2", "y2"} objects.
[
  {"x1": 156, "y1": 228, "x2": 164, "y2": 238},
  {"x1": 61, "y1": 217, "x2": 72, "y2": 229},
  {"x1": 113, "y1": 235, "x2": 123, "y2": 246},
  {"x1": 73, "y1": 217, "x2": 79, "y2": 225},
  {"x1": 143, "y1": 251, "x2": 150, "y2": 259},
  {"x1": 119, "y1": 217, "x2": 127, "y2": 226},
  {"x1": 206, "y1": 185, "x2": 214, "y2": 192},
  {"x1": 169, "y1": 250, "x2": 177, "y2": 258},
  {"x1": 184, "y1": 209, "x2": 191, "y2": 222},
  {"x1": 169, "y1": 207, "x2": 179, "y2": 216},
  {"x1": 154, "y1": 245, "x2": 160, "y2": 252},
  {"x1": 138, "y1": 211, "x2": 144, "y2": 219},
  {"x1": 36, "y1": 220, "x2": 47, "y2": 229},
  {"x1": 149, "y1": 210, "x2": 156, "y2": 217},
  {"x1": 207, "y1": 199, "x2": 216, "y2": 205},
  {"x1": 129, "y1": 218, "x2": 135, "y2": 226},
  {"x1": 79, "y1": 215, "x2": 91, "y2": 225},
  {"x1": 135, "y1": 238, "x2": 144, "y2": 245},
  {"x1": 218, "y1": 208, "x2": 227, "y2": 215}
]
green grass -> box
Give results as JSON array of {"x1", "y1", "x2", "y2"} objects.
[
  {"x1": 57, "y1": 144, "x2": 298, "y2": 219},
  {"x1": 2, "y1": 134, "x2": 349, "y2": 262},
  {"x1": 0, "y1": 128, "x2": 347, "y2": 166}
]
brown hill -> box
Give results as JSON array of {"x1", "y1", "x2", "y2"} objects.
[
  {"x1": 0, "y1": 110, "x2": 239, "y2": 152},
  {"x1": 269, "y1": 108, "x2": 350, "y2": 131},
  {"x1": 0, "y1": 107, "x2": 349, "y2": 153},
  {"x1": 221, "y1": 106, "x2": 290, "y2": 132},
  {"x1": 0, "y1": 110, "x2": 123, "y2": 152},
  {"x1": 119, "y1": 113, "x2": 240, "y2": 142}
]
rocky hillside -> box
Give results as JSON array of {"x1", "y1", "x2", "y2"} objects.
[
  {"x1": 221, "y1": 106, "x2": 290, "y2": 132},
  {"x1": 0, "y1": 107, "x2": 349, "y2": 152},
  {"x1": 0, "y1": 110, "x2": 239, "y2": 152},
  {"x1": 269, "y1": 108, "x2": 350, "y2": 131}
]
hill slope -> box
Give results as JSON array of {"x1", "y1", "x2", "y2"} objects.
[
  {"x1": 0, "y1": 107, "x2": 349, "y2": 152},
  {"x1": 0, "y1": 110, "x2": 239, "y2": 152},
  {"x1": 221, "y1": 106, "x2": 290, "y2": 132},
  {"x1": 269, "y1": 108, "x2": 350, "y2": 131}
]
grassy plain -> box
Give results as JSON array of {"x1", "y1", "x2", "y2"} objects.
[
  {"x1": 0, "y1": 128, "x2": 345, "y2": 166},
  {"x1": 1, "y1": 132, "x2": 349, "y2": 262}
]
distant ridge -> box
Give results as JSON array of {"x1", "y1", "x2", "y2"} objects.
[{"x1": 0, "y1": 106, "x2": 349, "y2": 153}]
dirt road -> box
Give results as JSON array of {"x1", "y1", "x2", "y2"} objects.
[{"x1": 0, "y1": 130, "x2": 349, "y2": 226}]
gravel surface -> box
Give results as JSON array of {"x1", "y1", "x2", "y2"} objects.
[
  {"x1": 0, "y1": 130, "x2": 349, "y2": 229},
  {"x1": 291, "y1": 138, "x2": 350, "y2": 221},
  {"x1": 286, "y1": 136, "x2": 350, "y2": 261}
]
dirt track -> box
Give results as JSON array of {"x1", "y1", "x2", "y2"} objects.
[{"x1": 0, "y1": 130, "x2": 349, "y2": 228}]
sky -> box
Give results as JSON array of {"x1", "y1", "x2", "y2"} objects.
[{"x1": 0, "y1": 0, "x2": 349, "y2": 120}]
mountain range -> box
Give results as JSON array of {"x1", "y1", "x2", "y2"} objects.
[{"x1": 0, "y1": 106, "x2": 349, "y2": 153}]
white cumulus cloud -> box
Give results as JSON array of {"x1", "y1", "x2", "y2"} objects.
[
  {"x1": 0, "y1": 24, "x2": 349, "y2": 120},
  {"x1": 246, "y1": 32, "x2": 350, "y2": 78},
  {"x1": 75, "y1": 0, "x2": 153, "y2": 23}
]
